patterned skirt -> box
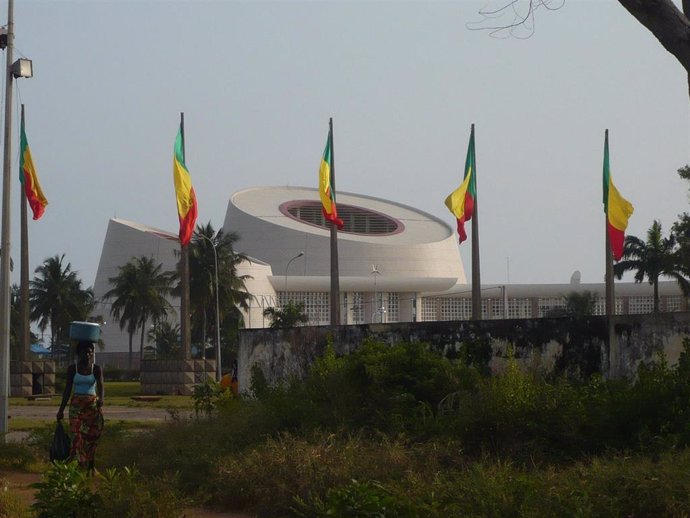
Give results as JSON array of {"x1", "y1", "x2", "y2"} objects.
[{"x1": 68, "y1": 394, "x2": 104, "y2": 467}]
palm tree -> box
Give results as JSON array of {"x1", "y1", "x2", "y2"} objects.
[
  {"x1": 146, "y1": 320, "x2": 181, "y2": 359},
  {"x1": 30, "y1": 254, "x2": 94, "y2": 361},
  {"x1": 178, "y1": 223, "x2": 252, "y2": 359},
  {"x1": 263, "y1": 301, "x2": 309, "y2": 329},
  {"x1": 614, "y1": 220, "x2": 690, "y2": 312},
  {"x1": 103, "y1": 256, "x2": 174, "y2": 368}
]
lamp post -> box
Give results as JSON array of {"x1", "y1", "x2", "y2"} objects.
[
  {"x1": 284, "y1": 251, "x2": 304, "y2": 300},
  {"x1": 371, "y1": 264, "x2": 381, "y2": 323},
  {"x1": 0, "y1": 0, "x2": 33, "y2": 441},
  {"x1": 199, "y1": 234, "x2": 221, "y2": 381}
]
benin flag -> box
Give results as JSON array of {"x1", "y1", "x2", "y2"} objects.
[
  {"x1": 172, "y1": 121, "x2": 198, "y2": 245},
  {"x1": 444, "y1": 125, "x2": 476, "y2": 243},
  {"x1": 602, "y1": 131, "x2": 633, "y2": 261},
  {"x1": 19, "y1": 119, "x2": 47, "y2": 220},
  {"x1": 318, "y1": 126, "x2": 344, "y2": 229}
]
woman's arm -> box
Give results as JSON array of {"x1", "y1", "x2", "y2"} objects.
[
  {"x1": 56, "y1": 364, "x2": 75, "y2": 420},
  {"x1": 95, "y1": 364, "x2": 104, "y2": 408}
]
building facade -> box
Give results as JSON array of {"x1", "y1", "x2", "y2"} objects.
[{"x1": 90, "y1": 186, "x2": 686, "y2": 368}]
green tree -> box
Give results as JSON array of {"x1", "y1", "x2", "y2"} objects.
[
  {"x1": 146, "y1": 320, "x2": 181, "y2": 359},
  {"x1": 614, "y1": 220, "x2": 690, "y2": 312},
  {"x1": 672, "y1": 165, "x2": 690, "y2": 273},
  {"x1": 564, "y1": 290, "x2": 597, "y2": 317},
  {"x1": 179, "y1": 223, "x2": 252, "y2": 360},
  {"x1": 263, "y1": 301, "x2": 309, "y2": 329},
  {"x1": 104, "y1": 256, "x2": 174, "y2": 368},
  {"x1": 29, "y1": 254, "x2": 94, "y2": 360}
]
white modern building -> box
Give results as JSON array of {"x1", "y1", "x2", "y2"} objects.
[{"x1": 91, "y1": 186, "x2": 687, "y2": 367}]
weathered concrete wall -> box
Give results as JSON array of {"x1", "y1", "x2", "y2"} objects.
[
  {"x1": 140, "y1": 359, "x2": 216, "y2": 395},
  {"x1": 238, "y1": 313, "x2": 690, "y2": 391}
]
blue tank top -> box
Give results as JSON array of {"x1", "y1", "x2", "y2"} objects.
[{"x1": 73, "y1": 368, "x2": 97, "y2": 396}]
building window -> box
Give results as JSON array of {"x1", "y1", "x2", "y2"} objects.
[
  {"x1": 507, "y1": 298, "x2": 532, "y2": 319},
  {"x1": 277, "y1": 291, "x2": 330, "y2": 324},
  {"x1": 280, "y1": 201, "x2": 404, "y2": 235},
  {"x1": 387, "y1": 293, "x2": 399, "y2": 322},
  {"x1": 420, "y1": 298, "x2": 437, "y2": 321},
  {"x1": 665, "y1": 295, "x2": 683, "y2": 312},
  {"x1": 629, "y1": 296, "x2": 655, "y2": 314},
  {"x1": 537, "y1": 297, "x2": 567, "y2": 317},
  {"x1": 350, "y1": 292, "x2": 365, "y2": 324}
]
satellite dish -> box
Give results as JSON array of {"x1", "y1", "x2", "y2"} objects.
[{"x1": 570, "y1": 270, "x2": 581, "y2": 285}]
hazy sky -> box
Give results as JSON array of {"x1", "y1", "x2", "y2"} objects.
[{"x1": 8, "y1": 0, "x2": 690, "y2": 288}]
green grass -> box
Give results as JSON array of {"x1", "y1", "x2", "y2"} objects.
[
  {"x1": 104, "y1": 381, "x2": 141, "y2": 397},
  {"x1": 9, "y1": 381, "x2": 193, "y2": 409}
]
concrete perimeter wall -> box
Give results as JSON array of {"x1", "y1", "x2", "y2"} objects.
[
  {"x1": 140, "y1": 359, "x2": 216, "y2": 395},
  {"x1": 10, "y1": 361, "x2": 56, "y2": 397},
  {"x1": 238, "y1": 313, "x2": 690, "y2": 391}
]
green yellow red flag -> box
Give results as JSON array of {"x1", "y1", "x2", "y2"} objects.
[
  {"x1": 172, "y1": 120, "x2": 198, "y2": 245},
  {"x1": 318, "y1": 126, "x2": 344, "y2": 229},
  {"x1": 19, "y1": 118, "x2": 47, "y2": 220},
  {"x1": 444, "y1": 125, "x2": 476, "y2": 243},
  {"x1": 602, "y1": 130, "x2": 634, "y2": 261}
]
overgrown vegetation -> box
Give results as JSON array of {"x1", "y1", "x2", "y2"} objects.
[
  {"x1": 11, "y1": 337, "x2": 690, "y2": 517},
  {"x1": 31, "y1": 461, "x2": 184, "y2": 518}
]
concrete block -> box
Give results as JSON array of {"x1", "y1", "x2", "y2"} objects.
[
  {"x1": 178, "y1": 371, "x2": 194, "y2": 384},
  {"x1": 179, "y1": 384, "x2": 195, "y2": 396},
  {"x1": 205, "y1": 360, "x2": 216, "y2": 373},
  {"x1": 44, "y1": 362, "x2": 56, "y2": 374},
  {"x1": 10, "y1": 386, "x2": 31, "y2": 397}
]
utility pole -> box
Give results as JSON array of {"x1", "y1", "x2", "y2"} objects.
[{"x1": 0, "y1": 0, "x2": 15, "y2": 442}]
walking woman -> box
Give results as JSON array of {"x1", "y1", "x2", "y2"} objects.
[{"x1": 56, "y1": 340, "x2": 105, "y2": 471}]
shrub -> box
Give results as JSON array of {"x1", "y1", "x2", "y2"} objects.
[
  {"x1": 0, "y1": 476, "x2": 30, "y2": 518},
  {"x1": 31, "y1": 461, "x2": 186, "y2": 518},
  {"x1": 31, "y1": 461, "x2": 97, "y2": 518},
  {"x1": 293, "y1": 479, "x2": 417, "y2": 518}
]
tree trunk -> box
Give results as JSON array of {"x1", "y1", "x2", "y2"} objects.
[
  {"x1": 201, "y1": 311, "x2": 207, "y2": 360},
  {"x1": 128, "y1": 332, "x2": 133, "y2": 370},
  {"x1": 139, "y1": 323, "x2": 146, "y2": 365},
  {"x1": 617, "y1": 0, "x2": 690, "y2": 96},
  {"x1": 653, "y1": 278, "x2": 660, "y2": 312}
]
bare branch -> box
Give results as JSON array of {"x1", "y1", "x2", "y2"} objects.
[{"x1": 467, "y1": 0, "x2": 565, "y2": 39}]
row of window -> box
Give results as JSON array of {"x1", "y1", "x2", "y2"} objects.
[{"x1": 270, "y1": 292, "x2": 686, "y2": 324}]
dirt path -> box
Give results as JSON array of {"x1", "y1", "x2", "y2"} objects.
[{"x1": 0, "y1": 470, "x2": 253, "y2": 518}]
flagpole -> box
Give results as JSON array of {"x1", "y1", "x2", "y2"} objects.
[
  {"x1": 179, "y1": 112, "x2": 191, "y2": 360},
  {"x1": 470, "y1": 124, "x2": 481, "y2": 320},
  {"x1": 605, "y1": 210, "x2": 618, "y2": 377},
  {"x1": 20, "y1": 105, "x2": 29, "y2": 362},
  {"x1": 328, "y1": 117, "x2": 341, "y2": 326},
  {"x1": 0, "y1": 0, "x2": 14, "y2": 441},
  {"x1": 604, "y1": 128, "x2": 618, "y2": 377}
]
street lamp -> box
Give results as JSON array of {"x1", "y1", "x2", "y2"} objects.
[
  {"x1": 0, "y1": 0, "x2": 33, "y2": 442},
  {"x1": 199, "y1": 234, "x2": 221, "y2": 381},
  {"x1": 371, "y1": 264, "x2": 382, "y2": 323},
  {"x1": 284, "y1": 251, "x2": 304, "y2": 300}
]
